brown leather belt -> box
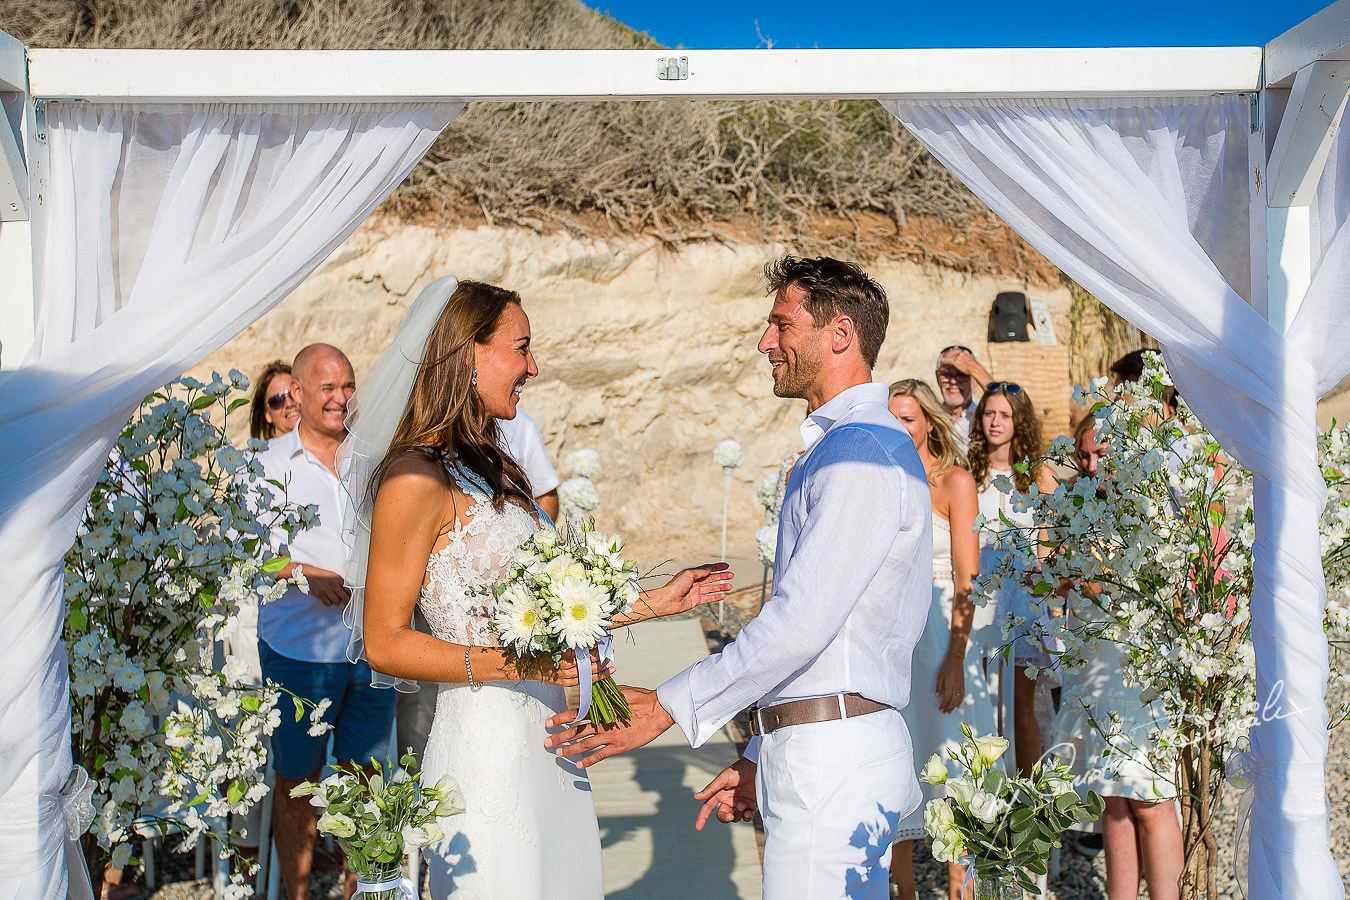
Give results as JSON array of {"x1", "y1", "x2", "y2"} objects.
[{"x1": 747, "y1": 692, "x2": 891, "y2": 737}]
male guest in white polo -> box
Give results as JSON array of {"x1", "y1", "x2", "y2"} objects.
[
  {"x1": 255, "y1": 343, "x2": 396, "y2": 900},
  {"x1": 547, "y1": 256, "x2": 932, "y2": 898}
]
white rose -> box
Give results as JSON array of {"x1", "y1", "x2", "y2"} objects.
[
  {"x1": 316, "y1": 812, "x2": 356, "y2": 838},
  {"x1": 919, "y1": 754, "x2": 948, "y2": 785},
  {"x1": 931, "y1": 828, "x2": 966, "y2": 864},
  {"x1": 923, "y1": 798, "x2": 955, "y2": 833},
  {"x1": 972, "y1": 734, "x2": 1010, "y2": 768},
  {"x1": 944, "y1": 776, "x2": 976, "y2": 807},
  {"x1": 969, "y1": 791, "x2": 1009, "y2": 824}
]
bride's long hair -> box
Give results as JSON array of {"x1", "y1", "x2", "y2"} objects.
[{"x1": 369, "y1": 279, "x2": 534, "y2": 511}]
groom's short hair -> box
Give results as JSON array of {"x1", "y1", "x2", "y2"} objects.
[{"x1": 763, "y1": 255, "x2": 889, "y2": 368}]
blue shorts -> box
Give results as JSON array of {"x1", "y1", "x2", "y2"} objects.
[{"x1": 258, "y1": 640, "x2": 397, "y2": 780}]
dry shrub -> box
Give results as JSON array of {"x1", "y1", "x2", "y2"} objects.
[
  {"x1": 1067, "y1": 282, "x2": 1159, "y2": 389},
  {"x1": 6, "y1": 0, "x2": 1023, "y2": 270}
]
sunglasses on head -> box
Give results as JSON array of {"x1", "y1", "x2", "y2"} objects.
[
  {"x1": 266, "y1": 389, "x2": 294, "y2": 411},
  {"x1": 940, "y1": 345, "x2": 974, "y2": 356},
  {"x1": 985, "y1": 381, "x2": 1023, "y2": 395}
]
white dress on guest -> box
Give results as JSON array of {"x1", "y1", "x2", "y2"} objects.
[
  {"x1": 977, "y1": 467, "x2": 1048, "y2": 667},
  {"x1": 896, "y1": 513, "x2": 1001, "y2": 841},
  {"x1": 417, "y1": 461, "x2": 602, "y2": 899},
  {"x1": 1048, "y1": 604, "x2": 1176, "y2": 801}
]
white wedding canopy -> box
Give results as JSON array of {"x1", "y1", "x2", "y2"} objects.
[{"x1": 1, "y1": 7, "x2": 1349, "y2": 897}]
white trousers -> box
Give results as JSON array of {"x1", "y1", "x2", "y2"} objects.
[{"x1": 757, "y1": 707, "x2": 921, "y2": 900}]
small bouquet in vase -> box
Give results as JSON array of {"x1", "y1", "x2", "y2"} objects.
[
  {"x1": 291, "y1": 751, "x2": 464, "y2": 899},
  {"x1": 484, "y1": 519, "x2": 641, "y2": 724},
  {"x1": 921, "y1": 725, "x2": 1104, "y2": 899}
]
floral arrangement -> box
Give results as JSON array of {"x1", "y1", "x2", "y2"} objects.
[
  {"x1": 756, "y1": 473, "x2": 779, "y2": 512},
  {"x1": 558, "y1": 449, "x2": 602, "y2": 521},
  {"x1": 291, "y1": 751, "x2": 463, "y2": 899},
  {"x1": 484, "y1": 521, "x2": 640, "y2": 723},
  {"x1": 755, "y1": 524, "x2": 778, "y2": 568},
  {"x1": 977, "y1": 353, "x2": 1350, "y2": 898},
  {"x1": 754, "y1": 454, "x2": 799, "y2": 571},
  {"x1": 558, "y1": 477, "x2": 601, "y2": 521},
  {"x1": 64, "y1": 373, "x2": 322, "y2": 894},
  {"x1": 921, "y1": 725, "x2": 1104, "y2": 897},
  {"x1": 713, "y1": 439, "x2": 745, "y2": 469},
  {"x1": 565, "y1": 448, "x2": 602, "y2": 479}
]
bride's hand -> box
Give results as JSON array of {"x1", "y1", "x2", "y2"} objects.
[{"x1": 540, "y1": 648, "x2": 615, "y2": 688}]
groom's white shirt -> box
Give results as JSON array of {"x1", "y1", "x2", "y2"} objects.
[{"x1": 658, "y1": 382, "x2": 932, "y2": 758}]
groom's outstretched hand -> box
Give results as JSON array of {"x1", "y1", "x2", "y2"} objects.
[
  {"x1": 694, "y1": 757, "x2": 758, "y2": 830},
  {"x1": 545, "y1": 685, "x2": 674, "y2": 768}
]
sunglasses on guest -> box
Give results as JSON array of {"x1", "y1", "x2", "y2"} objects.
[
  {"x1": 940, "y1": 345, "x2": 974, "y2": 356},
  {"x1": 985, "y1": 381, "x2": 1023, "y2": 395},
  {"x1": 266, "y1": 389, "x2": 295, "y2": 411}
]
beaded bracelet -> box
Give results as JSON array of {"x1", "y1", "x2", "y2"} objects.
[{"x1": 465, "y1": 646, "x2": 476, "y2": 687}]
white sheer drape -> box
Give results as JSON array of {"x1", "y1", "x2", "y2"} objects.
[
  {"x1": 885, "y1": 96, "x2": 1346, "y2": 898},
  {"x1": 0, "y1": 100, "x2": 459, "y2": 898}
]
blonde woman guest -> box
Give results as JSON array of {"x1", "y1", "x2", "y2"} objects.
[
  {"x1": 966, "y1": 382, "x2": 1057, "y2": 776},
  {"x1": 249, "y1": 359, "x2": 300, "y2": 441},
  {"x1": 886, "y1": 380, "x2": 992, "y2": 900},
  {"x1": 1049, "y1": 416, "x2": 1183, "y2": 900}
]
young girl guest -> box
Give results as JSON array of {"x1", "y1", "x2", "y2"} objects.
[
  {"x1": 966, "y1": 381, "x2": 1057, "y2": 777},
  {"x1": 886, "y1": 379, "x2": 993, "y2": 900}
]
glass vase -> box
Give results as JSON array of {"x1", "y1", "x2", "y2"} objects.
[
  {"x1": 353, "y1": 860, "x2": 405, "y2": 900},
  {"x1": 974, "y1": 870, "x2": 1023, "y2": 900}
]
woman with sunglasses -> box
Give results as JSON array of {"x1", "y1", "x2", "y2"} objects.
[
  {"x1": 967, "y1": 381, "x2": 1057, "y2": 777},
  {"x1": 886, "y1": 379, "x2": 994, "y2": 900},
  {"x1": 249, "y1": 359, "x2": 301, "y2": 441}
]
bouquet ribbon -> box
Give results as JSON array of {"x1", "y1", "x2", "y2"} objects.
[
  {"x1": 569, "y1": 633, "x2": 614, "y2": 724},
  {"x1": 355, "y1": 875, "x2": 418, "y2": 899},
  {"x1": 958, "y1": 854, "x2": 975, "y2": 898}
]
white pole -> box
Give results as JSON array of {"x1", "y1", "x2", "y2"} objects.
[{"x1": 719, "y1": 466, "x2": 730, "y2": 622}]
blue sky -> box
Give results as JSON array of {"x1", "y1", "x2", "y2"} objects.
[{"x1": 586, "y1": 1, "x2": 1331, "y2": 50}]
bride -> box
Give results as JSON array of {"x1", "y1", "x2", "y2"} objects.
[{"x1": 343, "y1": 276, "x2": 731, "y2": 898}]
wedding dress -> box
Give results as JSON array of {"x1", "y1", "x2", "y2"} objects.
[{"x1": 416, "y1": 459, "x2": 603, "y2": 899}]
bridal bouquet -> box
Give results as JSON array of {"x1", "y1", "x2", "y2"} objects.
[
  {"x1": 292, "y1": 752, "x2": 463, "y2": 899},
  {"x1": 921, "y1": 725, "x2": 1104, "y2": 898},
  {"x1": 485, "y1": 520, "x2": 640, "y2": 724}
]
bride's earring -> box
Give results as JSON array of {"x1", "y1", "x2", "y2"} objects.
[{"x1": 471, "y1": 369, "x2": 478, "y2": 387}]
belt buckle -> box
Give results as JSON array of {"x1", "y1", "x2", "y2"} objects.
[{"x1": 747, "y1": 704, "x2": 762, "y2": 737}]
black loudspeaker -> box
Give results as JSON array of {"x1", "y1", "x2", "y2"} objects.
[{"x1": 988, "y1": 291, "x2": 1031, "y2": 342}]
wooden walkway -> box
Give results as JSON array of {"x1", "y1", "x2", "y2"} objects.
[{"x1": 588, "y1": 619, "x2": 762, "y2": 899}]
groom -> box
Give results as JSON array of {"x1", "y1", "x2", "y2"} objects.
[{"x1": 547, "y1": 255, "x2": 933, "y2": 898}]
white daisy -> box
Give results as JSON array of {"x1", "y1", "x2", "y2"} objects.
[
  {"x1": 552, "y1": 576, "x2": 609, "y2": 647},
  {"x1": 498, "y1": 591, "x2": 546, "y2": 651}
]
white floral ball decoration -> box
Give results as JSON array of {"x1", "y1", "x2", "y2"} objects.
[
  {"x1": 559, "y1": 476, "x2": 602, "y2": 521},
  {"x1": 756, "y1": 474, "x2": 778, "y2": 511},
  {"x1": 755, "y1": 524, "x2": 778, "y2": 568},
  {"x1": 714, "y1": 439, "x2": 745, "y2": 469},
  {"x1": 565, "y1": 448, "x2": 602, "y2": 479}
]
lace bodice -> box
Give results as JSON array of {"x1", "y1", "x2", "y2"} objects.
[{"x1": 419, "y1": 461, "x2": 543, "y2": 647}]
